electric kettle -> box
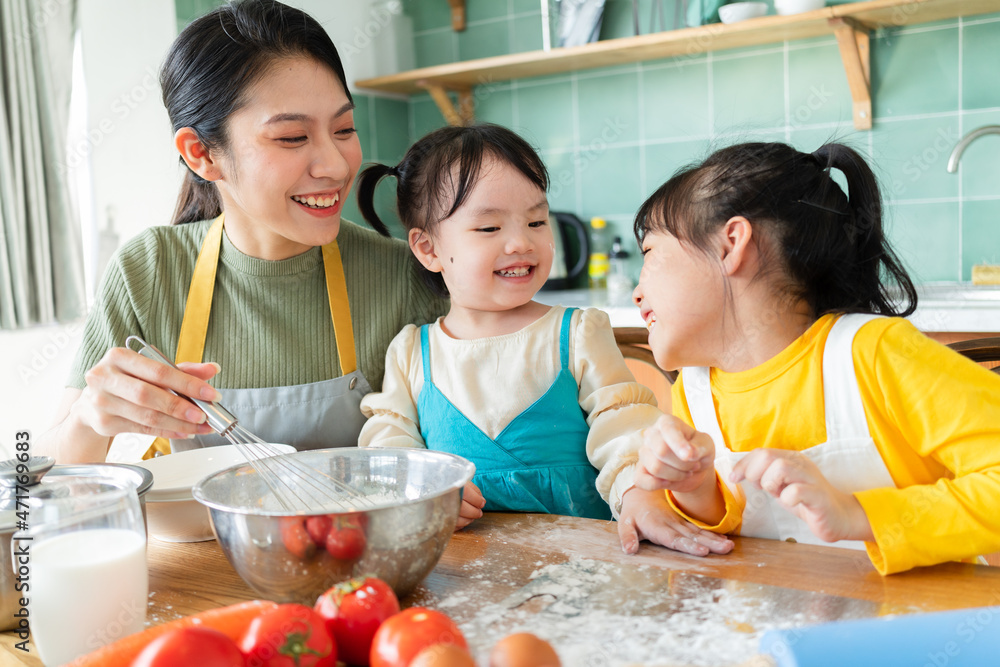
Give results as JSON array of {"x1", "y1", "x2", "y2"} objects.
[{"x1": 542, "y1": 211, "x2": 590, "y2": 291}]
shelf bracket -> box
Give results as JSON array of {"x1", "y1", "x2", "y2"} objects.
[
  {"x1": 830, "y1": 17, "x2": 872, "y2": 130},
  {"x1": 447, "y1": 0, "x2": 466, "y2": 31},
  {"x1": 421, "y1": 83, "x2": 475, "y2": 126}
]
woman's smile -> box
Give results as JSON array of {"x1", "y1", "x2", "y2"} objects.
[{"x1": 291, "y1": 191, "x2": 342, "y2": 217}]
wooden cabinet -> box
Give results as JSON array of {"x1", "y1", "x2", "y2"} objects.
[{"x1": 357, "y1": 0, "x2": 1000, "y2": 130}]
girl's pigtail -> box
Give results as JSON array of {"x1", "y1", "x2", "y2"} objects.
[
  {"x1": 355, "y1": 163, "x2": 396, "y2": 238},
  {"x1": 816, "y1": 143, "x2": 918, "y2": 317}
]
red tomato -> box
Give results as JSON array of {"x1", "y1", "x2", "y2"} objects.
[
  {"x1": 325, "y1": 518, "x2": 366, "y2": 560},
  {"x1": 314, "y1": 576, "x2": 400, "y2": 665},
  {"x1": 240, "y1": 603, "x2": 336, "y2": 667},
  {"x1": 280, "y1": 517, "x2": 317, "y2": 560},
  {"x1": 305, "y1": 515, "x2": 332, "y2": 545},
  {"x1": 131, "y1": 626, "x2": 245, "y2": 667},
  {"x1": 369, "y1": 608, "x2": 467, "y2": 667}
]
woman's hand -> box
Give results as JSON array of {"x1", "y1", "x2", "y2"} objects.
[
  {"x1": 455, "y1": 481, "x2": 485, "y2": 530},
  {"x1": 617, "y1": 486, "x2": 734, "y2": 557},
  {"x1": 729, "y1": 448, "x2": 874, "y2": 543},
  {"x1": 72, "y1": 346, "x2": 221, "y2": 440},
  {"x1": 635, "y1": 415, "x2": 715, "y2": 493}
]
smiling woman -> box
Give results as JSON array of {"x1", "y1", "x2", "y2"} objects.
[{"x1": 36, "y1": 0, "x2": 448, "y2": 465}]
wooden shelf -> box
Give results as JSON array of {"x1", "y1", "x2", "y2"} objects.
[{"x1": 356, "y1": 0, "x2": 1000, "y2": 129}]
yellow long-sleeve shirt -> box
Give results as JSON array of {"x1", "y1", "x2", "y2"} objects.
[{"x1": 670, "y1": 314, "x2": 1000, "y2": 575}]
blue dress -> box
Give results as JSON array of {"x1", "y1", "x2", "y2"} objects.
[{"x1": 417, "y1": 308, "x2": 612, "y2": 520}]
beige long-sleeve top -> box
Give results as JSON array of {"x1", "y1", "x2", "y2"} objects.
[{"x1": 359, "y1": 306, "x2": 663, "y2": 515}]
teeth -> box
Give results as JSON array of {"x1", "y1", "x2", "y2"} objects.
[
  {"x1": 497, "y1": 267, "x2": 530, "y2": 277},
  {"x1": 293, "y1": 194, "x2": 339, "y2": 209},
  {"x1": 645, "y1": 315, "x2": 657, "y2": 330}
]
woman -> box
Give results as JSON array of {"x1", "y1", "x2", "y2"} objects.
[{"x1": 38, "y1": 0, "x2": 447, "y2": 463}]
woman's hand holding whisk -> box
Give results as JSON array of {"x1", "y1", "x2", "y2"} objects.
[{"x1": 74, "y1": 346, "x2": 221, "y2": 440}]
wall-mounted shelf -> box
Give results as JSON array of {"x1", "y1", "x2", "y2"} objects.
[{"x1": 356, "y1": 0, "x2": 1000, "y2": 130}]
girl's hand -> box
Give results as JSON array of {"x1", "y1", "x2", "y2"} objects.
[
  {"x1": 72, "y1": 346, "x2": 221, "y2": 440},
  {"x1": 617, "y1": 486, "x2": 735, "y2": 557},
  {"x1": 635, "y1": 415, "x2": 716, "y2": 493},
  {"x1": 455, "y1": 481, "x2": 485, "y2": 530},
  {"x1": 729, "y1": 448, "x2": 875, "y2": 543}
]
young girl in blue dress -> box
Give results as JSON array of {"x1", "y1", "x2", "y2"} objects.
[{"x1": 355, "y1": 124, "x2": 731, "y2": 551}]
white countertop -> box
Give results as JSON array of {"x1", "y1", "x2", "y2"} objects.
[{"x1": 537, "y1": 284, "x2": 1000, "y2": 332}]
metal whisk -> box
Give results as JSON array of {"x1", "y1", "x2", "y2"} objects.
[{"x1": 125, "y1": 336, "x2": 373, "y2": 513}]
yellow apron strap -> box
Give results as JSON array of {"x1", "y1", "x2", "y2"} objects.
[
  {"x1": 144, "y1": 217, "x2": 355, "y2": 459},
  {"x1": 143, "y1": 215, "x2": 225, "y2": 460},
  {"x1": 176, "y1": 214, "x2": 225, "y2": 364},
  {"x1": 322, "y1": 240, "x2": 357, "y2": 375},
  {"x1": 143, "y1": 438, "x2": 172, "y2": 459}
]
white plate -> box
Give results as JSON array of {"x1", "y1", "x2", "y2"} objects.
[{"x1": 137, "y1": 444, "x2": 295, "y2": 501}]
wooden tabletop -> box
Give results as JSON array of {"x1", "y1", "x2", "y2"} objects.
[{"x1": 4, "y1": 513, "x2": 999, "y2": 666}]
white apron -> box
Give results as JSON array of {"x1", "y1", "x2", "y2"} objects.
[
  {"x1": 683, "y1": 314, "x2": 895, "y2": 550},
  {"x1": 141, "y1": 214, "x2": 371, "y2": 458}
]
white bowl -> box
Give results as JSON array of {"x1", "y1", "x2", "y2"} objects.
[
  {"x1": 136, "y1": 444, "x2": 294, "y2": 542},
  {"x1": 719, "y1": 2, "x2": 768, "y2": 23},
  {"x1": 774, "y1": 0, "x2": 825, "y2": 15}
]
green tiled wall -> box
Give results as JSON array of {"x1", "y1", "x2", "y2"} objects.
[
  {"x1": 386, "y1": 1, "x2": 1000, "y2": 284},
  {"x1": 174, "y1": 1, "x2": 1000, "y2": 284},
  {"x1": 340, "y1": 94, "x2": 412, "y2": 239},
  {"x1": 174, "y1": 0, "x2": 224, "y2": 32}
]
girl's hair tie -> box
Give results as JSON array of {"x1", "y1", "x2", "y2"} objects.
[{"x1": 387, "y1": 164, "x2": 401, "y2": 178}]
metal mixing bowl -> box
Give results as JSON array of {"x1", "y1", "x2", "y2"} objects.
[{"x1": 192, "y1": 447, "x2": 475, "y2": 603}]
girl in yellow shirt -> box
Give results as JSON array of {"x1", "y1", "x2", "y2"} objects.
[{"x1": 620, "y1": 141, "x2": 1000, "y2": 575}]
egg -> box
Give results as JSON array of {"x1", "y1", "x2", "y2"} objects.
[
  {"x1": 489, "y1": 632, "x2": 561, "y2": 667},
  {"x1": 410, "y1": 643, "x2": 477, "y2": 667}
]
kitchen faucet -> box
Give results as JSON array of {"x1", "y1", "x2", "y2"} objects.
[{"x1": 947, "y1": 125, "x2": 1000, "y2": 172}]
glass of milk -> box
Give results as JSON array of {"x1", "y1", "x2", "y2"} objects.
[{"x1": 21, "y1": 479, "x2": 148, "y2": 666}]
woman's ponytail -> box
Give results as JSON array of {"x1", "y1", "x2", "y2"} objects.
[
  {"x1": 815, "y1": 143, "x2": 918, "y2": 317},
  {"x1": 171, "y1": 169, "x2": 222, "y2": 225},
  {"x1": 354, "y1": 163, "x2": 395, "y2": 238}
]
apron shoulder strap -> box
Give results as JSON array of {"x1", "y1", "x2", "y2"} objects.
[
  {"x1": 321, "y1": 241, "x2": 356, "y2": 376},
  {"x1": 822, "y1": 313, "x2": 883, "y2": 440},
  {"x1": 558, "y1": 307, "x2": 575, "y2": 370},
  {"x1": 681, "y1": 367, "x2": 727, "y2": 453},
  {"x1": 420, "y1": 325, "x2": 432, "y2": 384},
  {"x1": 175, "y1": 215, "x2": 225, "y2": 364}
]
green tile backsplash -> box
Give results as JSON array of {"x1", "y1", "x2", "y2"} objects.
[
  {"x1": 387, "y1": 3, "x2": 1000, "y2": 283},
  {"x1": 641, "y1": 60, "x2": 711, "y2": 140},
  {"x1": 872, "y1": 27, "x2": 960, "y2": 118},
  {"x1": 889, "y1": 202, "x2": 961, "y2": 282},
  {"x1": 177, "y1": 1, "x2": 1000, "y2": 284},
  {"x1": 962, "y1": 20, "x2": 1000, "y2": 110},
  {"x1": 712, "y1": 48, "x2": 786, "y2": 130}
]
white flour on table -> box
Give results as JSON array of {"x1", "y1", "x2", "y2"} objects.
[{"x1": 433, "y1": 558, "x2": 890, "y2": 667}]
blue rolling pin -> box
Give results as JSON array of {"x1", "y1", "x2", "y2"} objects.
[{"x1": 759, "y1": 606, "x2": 1000, "y2": 667}]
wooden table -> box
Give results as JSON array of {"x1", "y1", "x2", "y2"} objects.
[{"x1": 3, "y1": 513, "x2": 999, "y2": 666}]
